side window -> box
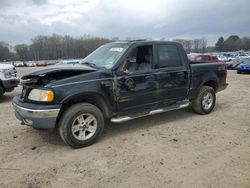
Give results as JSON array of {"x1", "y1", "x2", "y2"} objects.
[
  {"x1": 157, "y1": 45, "x2": 182, "y2": 68},
  {"x1": 201, "y1": 55, "x2": 210, "y2": 61},
  {"x1": 126, "y1": 45, "x2": 153, "y2": 73},
  {"x1": 196, "y1": 56, "x2": 202, "y2": 61},
  {"x1": 211, "y1": 56, "x2": 218, "y2": 61}
]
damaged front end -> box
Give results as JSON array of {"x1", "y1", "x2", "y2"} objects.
[
  {"x1": 20, "y1": 65, "x2": 96, "y2": 103},
  {"x1": 21, "y1": 65, "x2": 96, "y2": 87},
  {"x1": 12, "y1": 64, "x2": 96, "y2": 128}
]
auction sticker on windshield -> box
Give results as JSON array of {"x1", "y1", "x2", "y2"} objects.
[{"x1": 109, "y1": 47, "x2": 124, "y2": 52}]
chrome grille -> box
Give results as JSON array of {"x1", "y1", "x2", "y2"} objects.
[{"x1": 10, "y1": 68, "x2": 17, "y2": 77}]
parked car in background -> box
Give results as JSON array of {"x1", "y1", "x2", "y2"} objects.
[
  {"x1": 215, "y1": 54, "x2": 228, "y2": 62},
  {"x1": 24, "y1": 61, "x2": 36, "y2": 67},
  {"x1": 0, "y1": 63, "x2": 20, "y2": 98},
  {"x1": 36, "y1": 61, "x2": 47, "y2": 66},
  {"x1": 55, "y1": 59, "x2": 81, "y2": 65},
  {"x1": 188, "y1": 53, "x2": 222, "y2": 63},
  {"x1": 237, "y1": 58, "x2": 250, "y2": 74},
  {"x1": 13, "y1": 61, "x2": 24, "y2": 67},
  {"x1": 226, "y1": 59, "x2": 243, "y2": 70},
  {"x1": 226, "y1": 53, "x2": 238, "y2": 61},
  {"x1": 237, "y1": 53, "x2": 249, "y2": 59}
]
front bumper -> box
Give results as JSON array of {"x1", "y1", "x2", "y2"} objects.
[
  {"x1": 2, "y1": 78, "x2": 20, "y2": 92},
  {"x1": 12, "y1": 96, "x2": 61, "y2": 128}
]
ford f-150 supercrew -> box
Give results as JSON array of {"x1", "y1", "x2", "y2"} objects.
[{"x1": 12, "y1": 41, "x2": 228, "y2": 148}]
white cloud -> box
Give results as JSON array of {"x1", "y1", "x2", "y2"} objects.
[
  {"x1": 0, "y1": 0, "x2": 249, "y2": 45},
  {"x1": 0, "y1": 0, "x2": 100, "y2": 25}
]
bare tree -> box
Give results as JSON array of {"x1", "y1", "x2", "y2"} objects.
[
  {"x1": 0, "y1": 42, "x2": 12, "y2": 61},
  {"x1": 15, "y1": 44, "x2": 31, "y2": 61},
  {"x1": 193, "y1": 39, "x2": 201, "y2": 53},
  {"x1": 200, "y1": 37, "x2": 207, "y2": 53}
]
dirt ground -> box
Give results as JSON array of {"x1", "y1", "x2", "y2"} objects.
[{"x1": 0, "y1": 67, "x2": 249, "y2": 188}]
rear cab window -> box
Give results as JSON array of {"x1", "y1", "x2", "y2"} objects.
[{"x1": 156, "y1": 44, "x2": 183, "y2": 68}]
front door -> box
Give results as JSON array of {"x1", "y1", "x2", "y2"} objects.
[{"x1": 116, "y1": 45, "x2": 159, "y2": 112}]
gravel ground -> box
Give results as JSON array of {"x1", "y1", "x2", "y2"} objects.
[{"x1": 0, "y1": 67, "x2": 249, "y2": 188}]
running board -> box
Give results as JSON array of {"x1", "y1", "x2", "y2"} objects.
[{"x1": 110, "y1": 100, "x2": 190, "y2": 123}]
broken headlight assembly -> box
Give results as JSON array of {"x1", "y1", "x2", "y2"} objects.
[{"x1": 28, "y1": 89, "x2": 54, "y2": 102}]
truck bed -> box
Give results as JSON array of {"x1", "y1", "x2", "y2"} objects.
[{"x1": 188, "y1": 62, "x2": 228, "y2": 99}]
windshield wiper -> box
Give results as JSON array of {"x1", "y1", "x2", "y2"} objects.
[{"x1": 81, "y1": 62, "x2": 99, "y2": 68}]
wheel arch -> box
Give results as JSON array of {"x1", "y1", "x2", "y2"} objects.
[
  {"x1": 203, "y1": 79, "x2": 218, "y2": 92},
  {"x1": 56, "y1": 92, "x2": 112, "y2": 127},
  {"x1": 193, "y1": 78, "x2": 218, "y2": 99}
]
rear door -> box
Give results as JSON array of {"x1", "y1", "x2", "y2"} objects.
[{"x1": 155, "y1": 44, "x2": 189, "y2": 104}]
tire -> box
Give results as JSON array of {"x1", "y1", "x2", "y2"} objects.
[
  {"x1": 0, "y1": 85, "x2": 4, "y2": 98},
  {"x1": 237, "y1": 71, "x2": 241, "y2": 74},
  {"x1": 59, "y1": 103, "x2": 104, "y2": 148},
  {"x1": 192, "y1": 86, "x2": 216, "y2": 115}
]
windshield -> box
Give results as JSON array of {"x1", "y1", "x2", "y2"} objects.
[{"x1": 80, "y1": 43, "x2": 128, "y2": 68}]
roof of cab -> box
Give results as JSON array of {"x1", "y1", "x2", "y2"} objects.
[{"x1": 110, "y1": 40, "x2": 181, "y2": 46}]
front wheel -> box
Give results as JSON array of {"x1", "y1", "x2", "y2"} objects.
[
  {"x1": 59, "y1": 103, "x2": 104, "y2": 148},
  {"x1": 192, "y1": 86, "x2": 216, "y2": 115}
]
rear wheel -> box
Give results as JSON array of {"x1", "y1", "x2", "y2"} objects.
[
  {"x1": 59, "y1": 103, "x2": 104, "y2": 148},
  {"x1": 192, "y1": 86, "x2": 216, "y2": 115},
  {"x1": 237, "y1": 71, "x2": 241, "y2": 74}
]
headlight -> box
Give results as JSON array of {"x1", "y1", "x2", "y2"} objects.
[
  {"x1": 1, "y1": 69, "x2": 12, "y2": 79},
  {"x1": 28, "y1": 89, "x2": 54, "y2": 102}
]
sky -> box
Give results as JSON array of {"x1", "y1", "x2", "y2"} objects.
[{"x1": 0, "y1": 0, "x2": 249, "y2": 46}]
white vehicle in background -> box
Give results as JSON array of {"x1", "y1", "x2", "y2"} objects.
[
  {"x1": 25, "y1": 61, "x2": 36, "y2": 67},
  {"x1": 13, "y1": 61, "x2": 24, "y2": 67},
  {"x1": 237, "y1": 53, "x2": 249, "y2": 59},
  {"x1": 216, "y1": 54, "x2": 228, "y2": 62},
  {"x1": 0, "y1": 63, "x2": 20, "y2": 98},
  {"x1": 227, "y1": 54, "x2": 238, "y2": 61}
]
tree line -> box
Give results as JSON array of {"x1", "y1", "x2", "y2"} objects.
[
  {"x1": 0, "y1": 35, "x2": 210, "y2": 61},
  {"x1": 215, "y1": 35, "x2": 250, "y2": 52},
  {"x1": 1, "y1": 34, "x2": 250, "y2": 62},
  {"x1": 0, "y1": 42, "x2": 17, "y2": 62},
  {"x1": 0, "y1": 34, "x2": 112, "y2": 61},
  {"x1": 172, "y1": 37, "x2": 208, "y2": 53},
  {"x1": 173, "y1": 35, "x2": 250, "y2": 53}
]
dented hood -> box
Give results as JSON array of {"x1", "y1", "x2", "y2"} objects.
[{"x1": 21, "y1": 64, "x2": 96, "y2": 79}]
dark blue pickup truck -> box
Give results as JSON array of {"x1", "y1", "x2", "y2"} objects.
[{"x1": 12, "y1": 40, "x2": 228, "y2": 148}]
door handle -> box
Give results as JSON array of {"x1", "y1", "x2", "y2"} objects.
[
  {"x1": 176, "y1": 72, "x2": 185, "y2": 76},
  {"x1": 145, "y1": 75, "x2": 155, "y2": 80}
]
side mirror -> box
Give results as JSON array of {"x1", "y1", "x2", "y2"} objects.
[
  {"x1": 122, "y1": 67, "x2": 129, "y2": 75},
  {"x1": 124, "y1": 78, "x2": 136, "y2": 89},
  {"x1": 120, "y1": 60, "x2": 129, "y2": 75}
]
